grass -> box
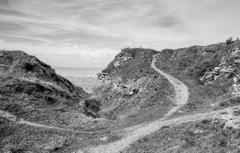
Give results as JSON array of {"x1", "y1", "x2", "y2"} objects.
[
  {"x1": 124, "y1": 119, "x2": 240, "y2": 153},
  {"x1": 155, "y1": 41, "x2": 240, "y2": 115},
  {"x1": 0, "y1": 117, "x2": 117, "y2": 153}
]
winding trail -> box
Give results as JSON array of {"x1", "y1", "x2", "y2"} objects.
[
  {"x1": 1, "y1": 53, "x2": 237, "y2": 153},
  {"x1": 84, "y1": 54, "x2": 190, "y2": 153},
  {"x1": 0, "y1": 110, "x2": 98, "y2": 134},
  {"x1": 151, "y1": 54, "x2": 189, "y2": 116}
]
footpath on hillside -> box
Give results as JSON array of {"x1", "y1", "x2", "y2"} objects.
[{"x1": 84, "y1": 53, "x2": 190, "y2": 153}]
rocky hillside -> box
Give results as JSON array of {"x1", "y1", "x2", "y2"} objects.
[
  {"x1": 90, "y1": 48, "x2": 174, "y2": 126},
  {"x1": 156, "y1": 39, "x2": 240, "y2": 115}
]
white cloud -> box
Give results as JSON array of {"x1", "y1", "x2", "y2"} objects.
[{"x1": 0, "y1": 0, "x2": 240, "y2": 67}]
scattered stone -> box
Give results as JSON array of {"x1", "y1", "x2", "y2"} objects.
[{"x1": 99, "y1": 136, "x2": 108, "y2": 141}]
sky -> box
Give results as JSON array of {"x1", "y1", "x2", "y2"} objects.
[{"x1": 0, "y1": 0, "x2": 240, "y2": 68}]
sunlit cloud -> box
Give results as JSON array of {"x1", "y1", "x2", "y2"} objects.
[{"x1": 0, "y1": 0, "x2": 240, "y2": 67}]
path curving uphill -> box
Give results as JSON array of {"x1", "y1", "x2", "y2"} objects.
[{"x1": 85, "y1": 53, "x2": 190, "y2": 153}]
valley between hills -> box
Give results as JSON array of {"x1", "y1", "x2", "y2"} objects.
[{"x1": 1, "y1": 39, "x2": 240, "y2": 153}]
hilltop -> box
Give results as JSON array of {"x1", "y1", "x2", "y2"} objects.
[{"x1": 91, "y1": 48, "x2": 174, "y2": 127}]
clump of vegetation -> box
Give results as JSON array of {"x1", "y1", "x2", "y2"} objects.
[
  {"x1": 23, "y1": 62, "x2": 35, "y2": 72},
  {"x1": 83, "y1": 99, "x2": 101, "y2": 118},
  {"x1": 218, "y1": 97, "x2": 240, "y2": 108},
  {"x1": 226, "y1": 37, "x2": 234, "y2": 45}
]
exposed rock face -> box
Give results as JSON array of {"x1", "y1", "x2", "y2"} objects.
[
  {"x1": 233, "y1": 76, "x2": 240, "y2": 97},
  {"x1": 197, "y1": 47, "x2": 240, "y2": 98},
  {"x1": 200, "y1": 47, "x2": 240, "y2": 85},
  {"x1": 92, "y1": 48, "x2": 174, "y2": 124},
  {"x1": 113, "y1": 51, "x2": 133, "y2": 67}
]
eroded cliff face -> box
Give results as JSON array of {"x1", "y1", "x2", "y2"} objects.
[{"x1": 90, "y1": 48, "x2": 174, "y2": 125}]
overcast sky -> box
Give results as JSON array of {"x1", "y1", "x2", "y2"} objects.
[{"x1": 0, "y1": 0, "x2": 240, "y2": 68}]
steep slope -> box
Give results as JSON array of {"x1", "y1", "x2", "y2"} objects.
[
  {"x1": 0, "y1": 50, "x2": 87, "y2": 97},
  {"x1": 91, "y1": 48, "x2": 174, "y2": 127},
  {"x1": 0, "y1": 50, "x2": 93, "y2": 127}
]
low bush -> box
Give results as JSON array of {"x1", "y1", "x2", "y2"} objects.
[
  {"x1": 226, "y1": 37, "x2": 234, "y2": 45},
  {"x1": 83, "y1": 99, "x2": 101, "y2": 118}
]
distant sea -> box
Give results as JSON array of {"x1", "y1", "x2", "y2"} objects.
[
  {"x1": 54, "y1": 67, "x2": 103, "y2": 93},
  {"x1": 54, "y1": 67, "x2": 103, "y2": 78}
]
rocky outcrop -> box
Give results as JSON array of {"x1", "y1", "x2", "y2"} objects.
[
  {"x1": 197, "y1": 47, "x2": 240, "y2": 97},
  {"x1": 91, "y1": 48, "x2": 174, "y2": 124}
]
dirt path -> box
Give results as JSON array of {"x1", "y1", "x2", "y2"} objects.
[
  {"x1": 1, "y1": 53, "x2": 236, "y2": 153},
  {"x1": 151, "y1": 55, "x2": 189, "y2": 116},
  {"x1": 0, "y1": 110, "x2": 97, "y2": 134},
  {"x1": 84, "y1": 54, "x2": 190, "y2": 153}
]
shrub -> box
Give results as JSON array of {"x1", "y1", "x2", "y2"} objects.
[
  {"x1": 44, "y1": 96, "x2": 57, "y2": 105},
  {"x1": 83, "y1": 99, "x2": 101, "y2": 118},
  {"x1": 23, "y1": 63, "x2": 34, "y2": 72},
  {"x1": 226, "y1": 37, "x2": 234, "y2": 45}
]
